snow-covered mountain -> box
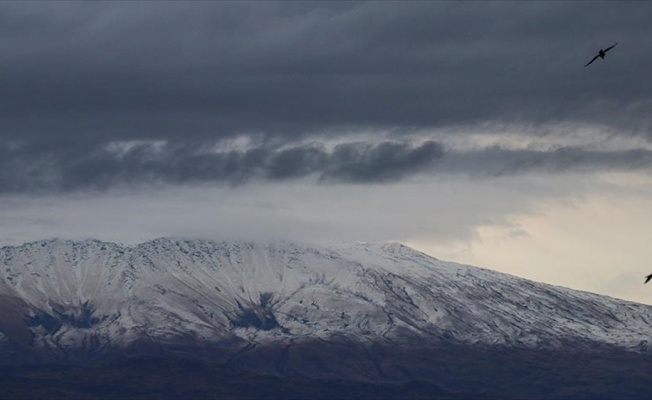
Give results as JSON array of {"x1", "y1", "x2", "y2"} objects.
[{"x1": 1, "y1": 237, "x2": 650, "y2": 363}]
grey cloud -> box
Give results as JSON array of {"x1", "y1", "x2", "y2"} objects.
[
  {"x1": 322, "y1": 141, "x2": 443, "y2": 183},
  {"x1": 0, "y1": 140, "x2": 445, "y2": 193},
  {"x1": 3, "y1": 139, "x2": 652, "y2": 194},
  {"x1": 446, "y1": 146, "x2": 652, "y2": 177},
  {"x1": 2, "y1": 2, "x2": 652, "y2": 193},
  {"x1": 0, "y1": 1, "x2": 651, "y2": 145}
]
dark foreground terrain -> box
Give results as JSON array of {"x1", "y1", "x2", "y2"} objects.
[
  {"x1": 2, "y1": 341, "x2": 651, "y2": 400},
  {"x1": 1, "y1": 359, "x2": 472, "y2": 400}
]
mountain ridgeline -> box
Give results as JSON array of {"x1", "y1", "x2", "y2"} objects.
[{"x1": 0, "y1": 238, "x2": 651, "y2": 399}]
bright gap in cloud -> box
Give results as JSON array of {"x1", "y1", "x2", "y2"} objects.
[{"x1": 408, "y1": 172, "x2": 652, "y2": 305}]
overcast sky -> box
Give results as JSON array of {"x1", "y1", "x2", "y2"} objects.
[{"x1": 1, "y1": 1, "x2": 652, "y2": 304}]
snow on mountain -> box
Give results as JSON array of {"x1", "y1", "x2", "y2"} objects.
[{"x1": 0, "y1": 238, "x2": 651, "y2": 359}]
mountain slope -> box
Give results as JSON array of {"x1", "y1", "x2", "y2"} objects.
[{"x1": 1, "y1": 237, "x2": 650, "y2": 359}]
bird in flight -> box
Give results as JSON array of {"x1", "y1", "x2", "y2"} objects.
[
  {"x1": 584, "y1": 42, "x2": 618, "y2": 67},
  {"x1": 645, "y1": 273, "x2": 652, "y2": 284}
]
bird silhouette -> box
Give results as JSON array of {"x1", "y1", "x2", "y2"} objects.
[
  {"x1": 645, "y1": 273, "x2": 652, "y2": 284},
  {"x1": 584, "y1": 42, "x2": 618, "y2": 67}
]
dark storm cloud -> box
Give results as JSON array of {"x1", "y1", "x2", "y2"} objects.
[
  {"x1": 1, "y1": 1, "x2": 651, "y2": 144},
  {"x1": 322, "y1": 141, "x2": 443, "y2": 183},
  {"x1": 2, "y1": 139, "x2": 652, "y2": 194},
  {"x1": 0, "y1": 140, "x2": 446, "y2": 193},
  {"x1": 445, "y1": 146, "x2": 652, "y2": 177},
  {"x1": 2, "y1": 1, "x2": 652, "y2": 192}
]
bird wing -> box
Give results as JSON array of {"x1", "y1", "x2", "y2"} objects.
[
  {"x1": 645, "y1": 274, "x2": 652, "y2": 283},
  {"x1": 604, "y1": 42, "x2": 618, "y2": 53},
  {"x1": 584, "y1": 55, "x2": 599, "y2": 67}
]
